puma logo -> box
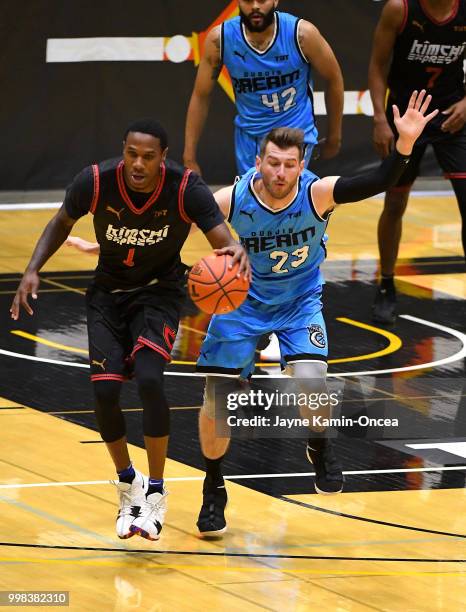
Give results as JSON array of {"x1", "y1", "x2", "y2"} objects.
[
  {"x1": 106, "y1": 205, "x2": 125, "y2": 221},
  {"x1": 234, "y1": 50, "x2": 247, "y2": 61},
  {"x1": 92, "y1": 358, "x2": 107, "y2": 371},
  {"x1": 240, "y1": 210, "x2": 255, "y2": 222},
  {"x1": 412, "y1": 20, "x2": 425, "y2": 32}
]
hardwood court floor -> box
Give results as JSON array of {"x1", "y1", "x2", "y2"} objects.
[{"x1": 0, "y1": 194, "x2": 465, "y2": 611}]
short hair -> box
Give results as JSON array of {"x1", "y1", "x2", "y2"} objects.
[
  {"x1": 259, "y1": 127, "x2": 305, "y2": 160},
  {"x1": 124, "y1": 118, "x2": 168, "y2": 150}
]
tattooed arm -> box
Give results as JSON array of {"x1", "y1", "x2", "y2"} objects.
[{"x1": 183, "y1": 25, "x2": 223, "y2": 175}]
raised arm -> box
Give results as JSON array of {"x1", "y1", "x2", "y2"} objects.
[
  {"x1": 183, "y1": 26, "x2": 223, "y2": 175},
  {"x1": 10, "y1": 205, "x2": 77, "y2": 319},
  {"x1": 298, "y1": 20, "x2": 344, "y2": 160},
  {"x1": 368, "y1": 0, "x2": 405, "y2": 158},
  {"x1": 311, "y1": 90, "x2": 438, "y2": 217}
]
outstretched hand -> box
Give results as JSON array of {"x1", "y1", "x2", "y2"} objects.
[{"x1": 393, "y1": 90, "x2": 438, "y2": 153}]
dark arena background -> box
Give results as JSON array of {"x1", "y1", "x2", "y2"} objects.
[{"x1": 0, "y1": 1, "x2": 465, "y2": 610}]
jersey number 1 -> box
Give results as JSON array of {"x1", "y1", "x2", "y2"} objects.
[{"x1": 123, "y1": 248, "x2": 135, "y2": 267}]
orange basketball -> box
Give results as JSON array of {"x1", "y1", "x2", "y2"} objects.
[{"x1": 187, "y1": 253, "x2": 250, "y2": 314}]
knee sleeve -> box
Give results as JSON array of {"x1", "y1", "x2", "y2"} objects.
[
  {"x1": 288, "y1": 361, "x2": 332, "y2": 423},
  {"x1": 134, "y1": 349, "x2": 170, "y2": 437},
  {"x1": 93, "y1": 380, "x2": 125, "y2": 443},
  {"x1": 286, "y1": 361, "x2": 328, "y2": 386}
]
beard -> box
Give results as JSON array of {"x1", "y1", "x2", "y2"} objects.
[{"x1": 239, "y1": 6, "x2": 276, "y2": 33}]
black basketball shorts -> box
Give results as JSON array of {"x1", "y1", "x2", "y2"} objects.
[
  {"x1": 86, "y1": 282, "x2": 183, "y2": 382},
  {"x1": 386, "y1": 96, "x2": 466, "y2": 189}
]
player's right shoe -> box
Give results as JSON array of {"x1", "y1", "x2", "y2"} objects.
[
  {"x1": 197, "y1": 479, "x2": 228, "y2": 537},
  {"x1": 113, "y1": 470, "x2": 148, "y2": 539},
  {"x1": 372, "y1": 285, "x2": 397, "y2": 324}
]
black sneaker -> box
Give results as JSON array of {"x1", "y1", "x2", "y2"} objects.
[
  {"x1": 306, "y1": 439, "x2": 344, "y2": 494},
  {"x1": 372, "y1": 285, "x2": 397, "y2": 324},
  {"x1": 197, "y1": 479, "x2": 228, "y2": 537}
]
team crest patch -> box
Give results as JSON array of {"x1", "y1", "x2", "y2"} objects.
[{"x1": 308, "y1": 324, "x2": 326, "y2": 349}]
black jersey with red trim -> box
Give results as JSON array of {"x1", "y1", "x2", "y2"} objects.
[
  {"x1": 64, "y1": 158, "x2": 224, "y2": 291},
  {"x1": 388, "y1": 0, "x2": 465, "y2": 110}
]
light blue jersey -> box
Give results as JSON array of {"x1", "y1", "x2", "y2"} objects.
[
  {"x1": 228, "y1": 167, "x2": 328, "y2": 305},
  {"x1": 222, "y1": 11, "x2": 317, "y2": 146}
]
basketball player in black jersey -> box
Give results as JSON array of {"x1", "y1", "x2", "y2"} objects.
[
  {"x1": 10, "y1": 119, "x2": 250, "y2": 542},
  {"x1": 369, "y1": 0, "x2": 466, "y2": 323}
]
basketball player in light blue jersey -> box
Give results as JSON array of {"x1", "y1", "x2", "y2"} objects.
[
  {"x1": 195, "y1": 90, "x2": 438, "y2": 536},
  {"x1": 183, "y1": 0, "x2": 344, "y2": 176}
]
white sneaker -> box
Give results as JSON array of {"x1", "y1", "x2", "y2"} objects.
[
  {"x1": 260, "y1": 333, "x2": 281, "y2": 361},
  {"x1": 112, "y1": 470, "x2": 148, "y2": 539},
  {"x1": 130, "y1": 488, "x2": 169, "y2": 541}
]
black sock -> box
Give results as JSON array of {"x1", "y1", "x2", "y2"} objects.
[
  {"x1": 204, "y1": 455, "x2": 224, "y2": 486},
  {"x1": 380, "y1": 274, "x2": 395, "y2": 291}
]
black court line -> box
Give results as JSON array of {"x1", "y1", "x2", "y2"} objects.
[
  {"x1": 0, "y1": 406, "x2": 24, "y2": 410},
  {"x1": 279, "y1": 496, "x2": 466, "y2": 539},
  {"x1": 0, "y1": 542, "x2": 464, "y2": 562}
]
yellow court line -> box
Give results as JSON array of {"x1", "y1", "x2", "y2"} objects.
[
  {"x1": 10, "y1": 318, "x2": 402, "y2": 367},
  {"x1": 11, "y1": 331, "x2": 88, "y2": 355},
  {"x1": 331, "y1": 317, "x2": 402, "y2": 364},
  {"x1": 40, "y1": 277, "x2": 85, "y2": 295},
  {"x1": 0, "y1": 557, "x2": 463, "y2": 576},
  {"x1": 179, "y1": 323, "x2": 206, "y2": 336}
]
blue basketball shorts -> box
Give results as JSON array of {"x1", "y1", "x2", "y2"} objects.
[
  {"x1": 234, "y1": 126, "x2": 314, "y2": 176},
  {"x1": 196, "y1": 287, "x2": 327, "y2": 376}
]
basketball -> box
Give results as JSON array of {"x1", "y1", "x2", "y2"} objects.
[{"x1": 187, "y1": 253, "x2": 250, "y2": 314}]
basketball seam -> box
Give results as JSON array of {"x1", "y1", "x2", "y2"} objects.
[{"x1": 202, "y1": 256, "x2": 236, "y2": 312}]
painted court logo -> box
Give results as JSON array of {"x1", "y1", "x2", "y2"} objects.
[{"x1": 308, "y1": 324, "x2": 326, "y2": 349}]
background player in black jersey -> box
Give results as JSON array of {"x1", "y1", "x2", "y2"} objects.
[
  {"x1": 10, "y1": 119, "x2": 250, "y2": 542},
  {"x1": 369, "y1": 0, "x2": 466, "y2": 323}
]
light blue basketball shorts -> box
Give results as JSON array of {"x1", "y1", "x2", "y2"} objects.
[{"x1": 196, "y1": 287, "x2": 327, "y2": 377}]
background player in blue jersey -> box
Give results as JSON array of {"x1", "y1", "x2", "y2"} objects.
[
  {"x1": 183, "y1": 0, "x2": 344, "y2": 176},
  {"x1": 195, "y1": 90, "x2": 438, "y2": 536}
]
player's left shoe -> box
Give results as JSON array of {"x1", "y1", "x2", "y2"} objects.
[
  {"x1": 307, "y1": 438, "x2": 344, "y2": 494},
  {"x1": 130, "y1": 487, "x2": 169, "y2": 541}
]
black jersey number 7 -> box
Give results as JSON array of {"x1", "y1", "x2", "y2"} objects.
[{"x1": 425, "y1": 67, "x2": 443, "y2": 89}]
